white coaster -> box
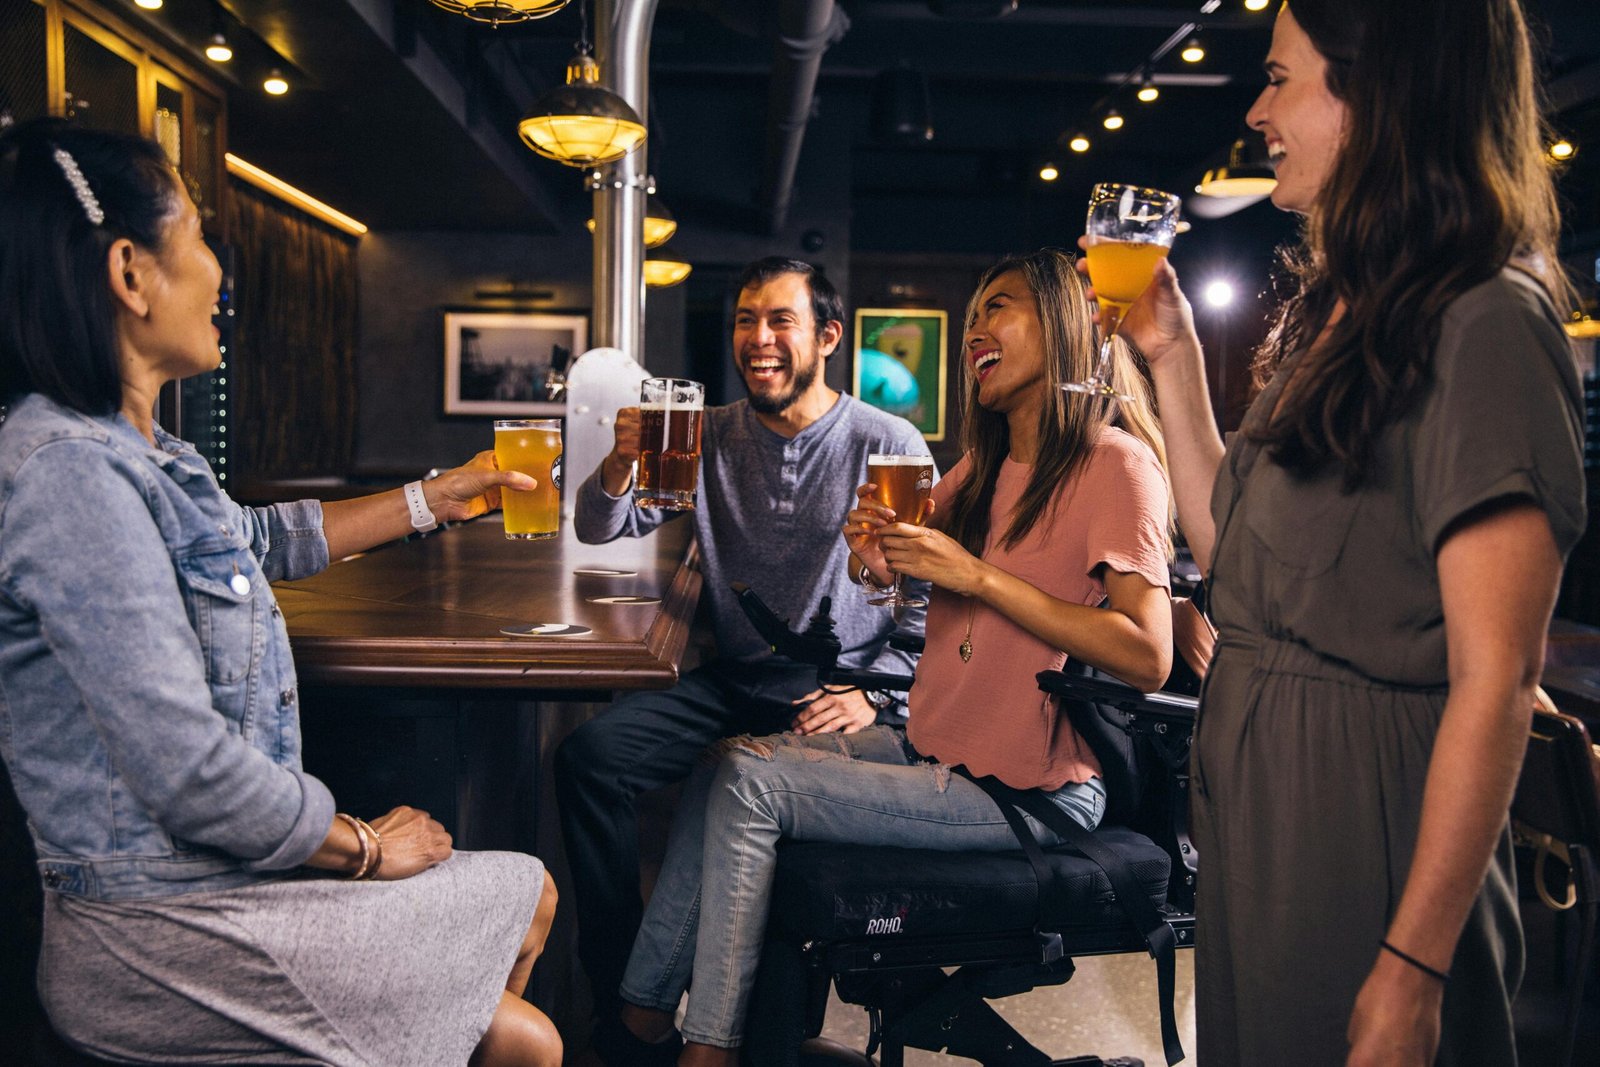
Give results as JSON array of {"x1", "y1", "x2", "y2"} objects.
[
  {"x1": 500, "y1": 623, "x2": 594, "y2": 637},
  {"x1": 585, "y1": 595, "x2": 662, "y2": 606}
]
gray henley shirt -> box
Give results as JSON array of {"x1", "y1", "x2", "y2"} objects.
[{"x1": 574, "y1": 393, "x2": 933, "y2": 676}]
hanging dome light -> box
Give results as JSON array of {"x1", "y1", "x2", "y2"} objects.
[
  {"x1": 1137, "y1": 72, "x2": 1159, "y2": 103},
  {"x1": 518, "y1": 43, "x2": 646, "y2": 166},
  {"x1": 1102, "y1": 110, "x2": 1124, "y2": 131},
  {"x1": 643, "y1": 255, "x2": 692, "y2": 288},
  {"x1": 587, "y1": 195, "x2": 678, "y2": 248},
  {"x1": 205, "y1": 33, "x2": 233, "y2": 63},
  {"x1": 1197, "y1": 137, "x2": 1277, "y2": 197},
  {"x1": 1068, "y1": 134, "x2": 1090, "y2": 153},
  {"x1": 1038, "y1": 162, "x2": 1060, "y2": 182},
  {"x1": 426, "y1": 0, "x2": 570, "y2": 26},
  {"x1": 1181, "y1": 37, "x2": 1206, "y2": 63}
]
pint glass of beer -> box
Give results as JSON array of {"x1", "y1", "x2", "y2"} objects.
[
  {"x1": 494, "y1": 418, "x2": 562, "y2": 540},
  {"x1": 865, "y1": 453, "x2": 934, "y2": 609},
  {"x1": 635, "y1": 378, "x2": 704, "y2": 511}
]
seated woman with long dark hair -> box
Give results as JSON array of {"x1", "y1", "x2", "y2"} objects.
[
  {"x1": 598, "y1": 248, "x2": 1175, "y2": 1067},
  {"x1": 0, "y1": 117, "x2": 559, "y2": 1067}
]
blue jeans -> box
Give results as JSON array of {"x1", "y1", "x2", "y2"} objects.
[{"x1": 619, "y1": 724, "x2": 1105, "y2": 1048}]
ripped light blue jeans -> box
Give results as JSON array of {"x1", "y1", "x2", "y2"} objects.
[{"x1": 618, "y1": 724, "x2": 1106, "y2": 1048}]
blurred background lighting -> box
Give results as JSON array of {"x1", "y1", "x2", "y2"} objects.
[
  {"x1": 263, "y1": 70, "x2": 289, "y2": 95},
  {"x1": 1245, "y1": 0, "x2": 1270, "y2": 11},
  {"x1": 1039, "y1": 163, "x2": 1060, "y2": 182},
  {"x1": 1548, "y1": 139, "x2": 1576, "y2": 162},
  {"x1": 1203, "y1": 280, "x2": 1235, "y2": 308},
  {"x1": 1181, "y1": 37, "x2": 1206, "y2": 63},
  {"x1": 1103, "y1": 110, "x2": 1124, "y2": 131},
  {"x1": 1069, "y1": 134, "x2": 1090, "y2": 153}
]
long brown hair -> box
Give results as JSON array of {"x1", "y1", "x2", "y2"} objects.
[
  {"x1": 935, "y1": 249, "x2": 1170, "y2": 558},
  {"x1": 1251, "y1": 0, "x2": 1566, "y2": 487}
]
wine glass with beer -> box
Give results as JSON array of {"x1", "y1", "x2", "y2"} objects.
[
  {"x1": 1063, "y1": 182, "x2": 1182, "y2": 399},
  {"x1": 865, "y1": 453, "x2": 934, "y2": 609}
]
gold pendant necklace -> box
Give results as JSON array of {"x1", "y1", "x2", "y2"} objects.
[{"x1": 959, "y1": 600, "x2": 975, "y2": 663}]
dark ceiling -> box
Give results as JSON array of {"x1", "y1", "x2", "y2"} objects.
[{"x1": 109, "y1": 0, "x2": 1600, "y2": 275}]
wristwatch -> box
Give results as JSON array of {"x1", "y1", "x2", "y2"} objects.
[{"x1": 864, "y1": 689, "x2": 896, "y2": 715}]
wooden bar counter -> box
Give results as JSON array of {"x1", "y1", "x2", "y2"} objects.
[{"x1": 276, "y1": 516, "x2": 701, "y2": 694}]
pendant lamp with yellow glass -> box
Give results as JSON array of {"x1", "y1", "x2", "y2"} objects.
[
  {"x1": 427, "y1": 0, "x2": 569, "y2": 26},
  {"x1": 518, "y1": 0, "x2": 646, "y2": 168},
  {"x1": 587, "y1": 195, "x2": 677, "y2": 248}
]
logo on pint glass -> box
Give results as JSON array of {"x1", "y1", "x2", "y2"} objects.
[
  {"x1": 915, "y1": 470, "x2": 932, "y2": 492},
  {"x1": 551, "y1": 454, "x2": 563, "y2": 491}
]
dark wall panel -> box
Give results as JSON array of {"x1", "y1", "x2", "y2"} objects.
[{"x1": 228, "y1": 180, "x2": 360, "y2": 480}]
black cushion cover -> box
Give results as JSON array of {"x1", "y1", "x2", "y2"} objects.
[{"x1": 769, "y1": 828, "x2": 1170, "y2": 943}]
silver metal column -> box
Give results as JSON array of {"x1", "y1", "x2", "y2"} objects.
[{"x1": 591, "y1": 0, "x2": 658, "y2": 362}]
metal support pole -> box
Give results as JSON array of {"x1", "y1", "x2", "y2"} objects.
[{"x1": 591, "y1": 0, "x2": 658, "y2": 361}]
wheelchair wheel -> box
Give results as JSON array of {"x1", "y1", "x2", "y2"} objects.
[{"x1": 797, "y1": 1036, "x2": 877, "y2": 1067}]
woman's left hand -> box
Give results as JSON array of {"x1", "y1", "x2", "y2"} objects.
[
  {"x1": 426, "y1": 451, "x2": 538, "y2": 524},
  {"x1": 879, "y1": 522, "x2": 987, "y2": 597},
  {"x1": 1345, "y1": 956, "x2": 1443, "y2": 1066}
]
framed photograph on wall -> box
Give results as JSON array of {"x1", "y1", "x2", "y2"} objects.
[
  {"x1": 442, "y1": 311, "x2": 588, "y2": 416},
  {"x1": 852, "y1": 308, "x2": 948, "y2": 441}
]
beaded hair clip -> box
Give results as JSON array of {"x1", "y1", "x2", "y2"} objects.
[{"x1": 51, "y1": 146, "x2": 105, "y2": 226}]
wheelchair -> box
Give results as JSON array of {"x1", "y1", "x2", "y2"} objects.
[{"x1": 732, "y1": 585, "x2": 1201, "y2": 1067}]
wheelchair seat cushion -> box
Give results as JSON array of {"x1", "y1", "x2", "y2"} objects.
[{"x1": 768, "y1": 828, "x2": 1171, "y2": 943}]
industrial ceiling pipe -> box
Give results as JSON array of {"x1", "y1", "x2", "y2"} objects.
[
  {"x1": 760, "y1": 0, "x2": 849, "y2": 235},
  {"x1": 592, "y1": 0, "x2": 658, "y2": 361}
]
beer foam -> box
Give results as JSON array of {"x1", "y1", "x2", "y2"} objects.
[
  {"x1": 866, "y1": 454, "x2": 932, "y2": 465},
  {"x1": 639, "y1": 401, "x2": 700, "y2": 412}
]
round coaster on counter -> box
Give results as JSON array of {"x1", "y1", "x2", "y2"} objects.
[
  {"x1": 500, "y1": 622, "x2": 594, "y2": 637},
  {"x1": 573, "y1": 567, "x2": 638, "y2": 577},
  {"x1": 586, "y1": 595, "x2": 662, "y2": 606}
]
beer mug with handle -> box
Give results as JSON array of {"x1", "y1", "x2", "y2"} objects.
[{"x1": 634, "y1": 378, "x2": 705, "y2": 511}]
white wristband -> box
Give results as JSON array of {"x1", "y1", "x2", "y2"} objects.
[{"x1": 404, "y1": 480, "x2": 438, "y2": 533}]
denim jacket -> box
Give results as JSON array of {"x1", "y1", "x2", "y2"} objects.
[{"x1": 0, "y1": 394, "x2": 336, "y2": 901}]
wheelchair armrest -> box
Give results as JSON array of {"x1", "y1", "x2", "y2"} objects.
[
  {"x1": 1036, "y1": 670, "x2": 1197, "y2": 730},
  {"x1": 888, "y1": 631, "x2": 926, "y2": 655}
]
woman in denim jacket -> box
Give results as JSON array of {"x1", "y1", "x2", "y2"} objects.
[{"x1": 0, "y1": 118, "x2": 560, "y2": 1066}]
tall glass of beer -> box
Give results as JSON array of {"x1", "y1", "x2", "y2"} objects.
[
  {"x1": 635, "y1": 378, "x2": 704, "y2": 511},
  {"x1": 1064, "y1": 182, "x2": 1182, "y2": 400},
  {"x1": 865, "y1": 453, "x2": 934, "y2": 609},
  {"x1": 494, "y1": 418, "x2": 562, "y2": 540}
]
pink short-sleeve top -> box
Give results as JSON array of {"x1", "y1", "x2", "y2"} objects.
[{"x1": 905, "y1": 427, "x2": 1171, "y2": 791}]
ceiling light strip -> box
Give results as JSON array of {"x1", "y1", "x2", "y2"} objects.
[{"x1": 224, "y1": 154, "x2": 369, "y2": 236}]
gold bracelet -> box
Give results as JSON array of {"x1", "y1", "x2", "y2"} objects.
[
  {"x1": 353, "y1": 816, "x2": 384, "y2": 880},
  {"x1": 336, "y1": 813, "x2": 370, "y2": 880}
]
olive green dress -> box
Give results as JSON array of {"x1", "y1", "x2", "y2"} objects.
[{"x1": 1193, "y1": 271, "x2": 1587, "y2": 1065}]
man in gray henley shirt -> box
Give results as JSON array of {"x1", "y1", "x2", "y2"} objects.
[{"x1": 555, "y1": 257, "x2": 931, "y2": 1062}]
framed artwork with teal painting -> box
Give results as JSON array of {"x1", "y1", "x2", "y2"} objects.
[{"x1": 852, "y1": 308, "x2": 948, "y2": 441}]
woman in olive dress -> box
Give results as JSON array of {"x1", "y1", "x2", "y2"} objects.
[{"x1": 1091, "y1": 1, "x2": 1586, "y2": 1063}]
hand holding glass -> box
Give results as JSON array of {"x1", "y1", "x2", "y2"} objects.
[
  {"x1": 864, "y1": 454, "x2": 934, "y2": 609},
  {"x1": 494, "y1": 419, "x2": 562, "y2": 540},
  {"x1": 1065, "y1": 183, "x2": 1182, "y2": 400}
]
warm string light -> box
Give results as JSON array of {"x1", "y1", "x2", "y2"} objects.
[
  {"x1": 263, "y1": 70, "x2": 289, "y2": 95},
  {"x1": 1039, "y1": 163, "x2": 1060, "y2": 182},
  {"x1": 204, "y1": 34, "x2": 233, "y2": 63},
  {"x1": 1037, "y1": 0, "x2": 1265, "y2": 177}
]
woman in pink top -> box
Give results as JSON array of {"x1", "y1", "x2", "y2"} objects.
[{"x1": 607, "y1": 249, "x2": 1173, "y2": 1066}]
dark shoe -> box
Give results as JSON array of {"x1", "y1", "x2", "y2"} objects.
[{"x1": 590, "y1": 1013, "x2": 684, "y2": 1067}]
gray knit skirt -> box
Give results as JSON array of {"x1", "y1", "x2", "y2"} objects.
[{"x1": 38, "y1": 850, "x2": 545, "y2": 1066}]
